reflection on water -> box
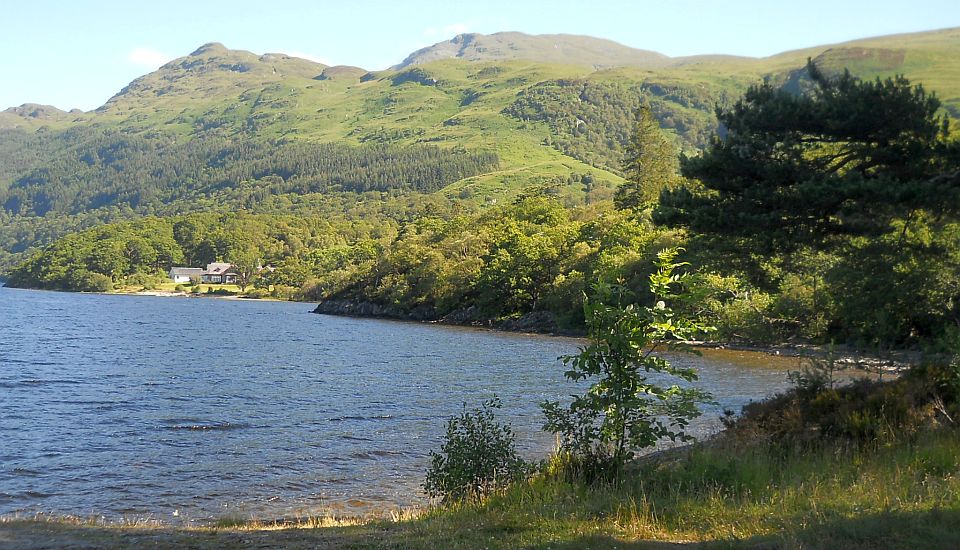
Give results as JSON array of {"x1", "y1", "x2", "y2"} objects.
[{"x1": 1, "y1": 287, "x2": 807, "y2": 523}]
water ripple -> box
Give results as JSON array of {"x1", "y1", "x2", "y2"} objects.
[
  {"x1": 0, "y1": 287, "x2": 801, "y2": 524},
  {"x1": 160, "y1": 420, "x2": 249, "y2": 431}
]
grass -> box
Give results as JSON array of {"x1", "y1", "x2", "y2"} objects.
[{"x1": 393, "y1": 428, "x2": 960, "y2": 548}]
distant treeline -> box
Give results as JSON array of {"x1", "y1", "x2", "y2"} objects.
[
  {"x1": 0, "y1": 128, "x2": 498, "y2": 217},
  {"x1": 4, "y1": 200, "x2": 665, "y2": 329},
  {"x1": 7, "y1": 190, "x2": 960, "y2": 350}
]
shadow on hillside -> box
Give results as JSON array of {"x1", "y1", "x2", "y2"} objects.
[
  {"x1": 1, "y1": 520, "x2": 386, "y2": 550},
  {"x1": 723, "y1": 507, "x2": 960, "y2": 549},
  {"x1": 4, "y1": 508, "x2": 959, "y2": 549},
  {"x1": 523, "y1": 508, "x2": 960, "y2": 550},
  {"x1": 745, "y1": 503, "x2": 960, "y2": 550},
  {"x1": 530, "y1": 535, "x2": 694, "y2": 549}
]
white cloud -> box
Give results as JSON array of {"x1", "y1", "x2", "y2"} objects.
[
  {"x1": 284, "y1": 51, "x2": 333, "y2": 66},
  {"x1": 444, "y1": 23, "x2": 470, "y2": 36},
  {"x1": 423, "y1": 23, "x2": 470, "y2": 39},
  {"x1": 127, "y1": 47, "x2": 174, "y2": 68}
]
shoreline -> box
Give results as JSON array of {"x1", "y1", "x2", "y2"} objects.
[
  {"x1": 111, "y1": 289, "x2": 285, "y2": 302},
  {"x1": 309, "y1": 299, "x2": 920, "y2": 370},
  {"x1": 3, "y1": 285, "x2": 288, "y2": 302},
  {"x1": 2, "y1": 284, "x2": 919, "y2": 369}
]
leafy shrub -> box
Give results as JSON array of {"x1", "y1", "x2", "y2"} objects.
[
  {"x1": 270, "y1": 284, "x2": 297, "y2": 300},
  {"x1": 243, "y1": 288, "x2": 272, "y2": 299},
  {"x1": 728, "y1": 361, "x2": 960, "y2": 445},
  {"x1": 770, "y1": 272, "x2": 833, "y2": 341},
  {"x1": 424, "y1": 398, "x2": 528, "y2": 502},
  {"x1": 688, "y1": 272, "x2": 777, "y2": 343},
  {"x1": 786, "y1": 345, "x2": 847, "y2": 398},
  {"x1": 542, "y1": 249, "x2": 714, "y2": 479},
  {"x1": 76, "y1": 271, "x2": 113, "y2": 292},
  {"x1": 205, "y1": 287, "x2": 235, "y2": 296},
  {"x1": 125, "y1": 271, "x2": 164, "y2": 289}
]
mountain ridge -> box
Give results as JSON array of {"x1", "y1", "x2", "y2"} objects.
[
  {"x1": 394, "y1": 31, "x2": 671, "y2": 70},
  {"x1": 0, "y1": 26, "x2": 958, "y2": 269},
  {"x1": 4, "y1": 27, "x2": 960, "y2": 114}
]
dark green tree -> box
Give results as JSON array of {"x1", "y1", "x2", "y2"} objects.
[
  {"x1": 655, "y1": 61, "x2": 960, "y2": 252},
  {"x1": 228, "y1": 245, "x2": 261, "y2": 292},
  {"x1": 614, "y1": 103, "x2": 680, "y2": 212}
]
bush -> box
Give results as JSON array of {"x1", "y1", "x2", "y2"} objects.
[
  {"x1": 786, "y1": 344, "x2": 847, "y2": 398},
  {"x1": 770, "y1": 272, "x2": 833, "y2": 341},
  {"x1": 728, "y1": 360, "x2": 960, "y2": 445},
  {"x1": 424, "y1": 398, "x2": 528, "y2": 502},
  {"x1": 126, "y1": 271, "x2": 164, "y2": 289},
  {"x1": 243, "y1": 288, "x2": 272, "y2": 299},
  {"x1": 76, "y1": 271, "x2": 114, "y2": 292},
  {"x1": 541, "y1": 248, "x2": 713, "y2": 478},
  {"x1": 271, "y1": 284, "x2": 297, "y2": 300},
  {"x1": 688, "y1": 272, "x2": 777, "y2": 343}
]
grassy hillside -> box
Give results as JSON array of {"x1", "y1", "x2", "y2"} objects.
[
  {"x1": 1, "y1": 28, "x2": 959, "y2": 270},
  {"x1": 395, "y1": 31, "x2": 671, "y2": 69}
]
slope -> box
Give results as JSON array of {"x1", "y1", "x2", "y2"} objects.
[
  {"x1": 1, "y1": 28, "x2": 959, "y2": 271},
  {"x1": 395, "y1": 31, "x2": 670, "y2": 70}
]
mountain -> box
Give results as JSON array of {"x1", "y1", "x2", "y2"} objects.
[
  {"x1": 395, "y1": 32, "x2": 671, "y2": 70},
  {"x1": 1, "y1": 28, "x2": 959, "y2": 270},
  {"x1": 399, "y1": 28, "x2": 960, "y2": 110},
  {"x1": 0, "y1": 103, "x2": 81, "y2": 130},
  {"x1": 99, "y1": 42, "x2": 325, "y2": 115}
]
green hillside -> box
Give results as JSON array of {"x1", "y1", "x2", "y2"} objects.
[
  {"x1": 1, "y1": 28, "x2": 959, "y2": 270},
  {"x1": 394, "y1": 31, "x2": 672, "y2": 69}
]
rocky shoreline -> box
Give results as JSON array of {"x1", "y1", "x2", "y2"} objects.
[
  {"x1": 312, "y1": 299, "x2": 921, "y2": 370},
  {"x1": 311, "y1": 299, "x2": 581, "y2": 336}
]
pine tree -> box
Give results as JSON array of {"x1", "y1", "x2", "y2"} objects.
[
  {"x1": 655, "y1": 61, "x2": 960, "y2": 252},
  {"x1": 614, "y1": 103, "x2": 679, "y2": 212}
]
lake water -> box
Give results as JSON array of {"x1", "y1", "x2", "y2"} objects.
[{"x1": 0, "y1": 287, "x2": 805, "y2": 524}]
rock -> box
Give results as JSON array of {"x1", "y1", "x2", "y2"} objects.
[
  {"x1": 312, "y1": 299, "x2": 393, "y2": 318},
  {"x1": 496, "y1": 310, "x2": 559, "y2": 333},
  {"x1": 439, "y1": 306, "x2": 484, "y2": 325},
  {"x1": 313, "y1": 300, "x2": 574, "y2": 336}
]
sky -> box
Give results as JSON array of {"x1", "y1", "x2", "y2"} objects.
[{"x1": 3, "y1": 0, "x2": 959, "y2": 111}]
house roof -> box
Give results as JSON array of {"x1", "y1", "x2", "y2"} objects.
[
  {"x1": 204, "y1": 262, "x2": 234, "y2": 274},
  {"x1": 169, "y1": 267, "x2": 203, "y2": 276}
]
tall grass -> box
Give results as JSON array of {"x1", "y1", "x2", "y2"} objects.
[{"x1": 410, "y1": 427, "x2": 960, "y2": 548}]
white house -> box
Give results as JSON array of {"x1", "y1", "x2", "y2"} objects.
[{"x1": 168, "y1": 267, "x2": 203, "y2": 283}]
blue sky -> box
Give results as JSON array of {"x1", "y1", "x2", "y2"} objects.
[{"x1": 3, "y1": 0, "x2": 959, "y2": 111}]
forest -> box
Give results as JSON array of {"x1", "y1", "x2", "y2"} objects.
[
  {"x1": 0, "y1": 129, "x2": 499, "y2": 216},
  {"x1": 6, "y1": 64, "x2": 960, "y2": 351}
]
